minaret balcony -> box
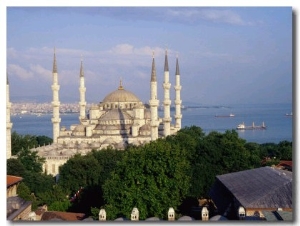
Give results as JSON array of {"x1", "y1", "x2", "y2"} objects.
[
  {"x1": 51, "y1": 85, "x2": 60, "y2": 90},
  {"x1": 51, "y1": 118, "x2": 61, "y2": 123},
  {"x1": 174, "y1": 85, "x2": 182, "y2": 90},
  {"x1": 51, "y1": 101, "x2": 61, "y2": 107},
  {"x1": 163, "y1": 83, "x2": 171, "y2": 89},
  {"x1": 174, "y1": 100, "x2": 182, "y2": 105},
  {"x1": 149, "y1": 99, "x2": 159, "y2": 106},
  {"x1": 174, "y1": 114, "x2": 182, "y2": 119},
  {"x1": 150, "y1": 120, "x2": 159, "y2": 127},
  {"x1": 6, "y1": 122, "x2": 13, "y2": 129},
  {"x1": 163, "y1": 100, "x2": 171, "y2": 105},
  {"x1": 163, "y1": 117, "x2": 172, "y2": 123}
]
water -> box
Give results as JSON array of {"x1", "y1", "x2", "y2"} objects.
[{"x1": 11, "y1": 103, "x2": 293, "y2": 144}]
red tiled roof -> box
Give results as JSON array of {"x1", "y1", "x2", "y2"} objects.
[
  {"x1": 41, "y1": 211, "x2": 86, "y2": 221},
  {"x1": 277, "y1": 161, "x2": 292, "y2": 168},
  {"x1": 7, "y1": 175, "x2": 23, "y2": 187}
]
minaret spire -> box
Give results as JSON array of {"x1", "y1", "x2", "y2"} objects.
[
  {"x1": 163, "y1": 49, "x2": 171, "y2": 136},
  {"x1": 151, "y1": 51, "x2": 156, "y2": 82},
  {"x1": 51, "y1": 48, "x2": 61, "y2": 142},
  {"x1": 6, "y1": 72, "x2": 12, "y2": 159},
  {"x1": 149, "y1": 52, "x2": 159, "y2": 141},
  {"x1": 79, "y1": 56, "x2": 87, "y2": 121},
  {"x1": 174, "y1": 55, "x2": 182, "y2": 129},
  {"x1": 80, "y1": 55, "x2": 84, "y2": 77},
  {"x1": 164, "y1": 49, "x2": 169, "y2": 72},
  {"x1": 53, "y1": 47, "x2": 57, "y2": 73}
]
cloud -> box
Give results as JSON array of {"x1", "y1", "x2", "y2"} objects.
[
  {"x1": 166, "y1": 8, "x2": 252, "y2": 25},
  {"x1": 199, "y1": 9, "x2": 249, "y2": 25},
  {"x1": 29, "y1": 64, "x2": 52, "y2": 81},
  {"x1": 8, "y1": 64, "x2": 34, "y2": 80}
]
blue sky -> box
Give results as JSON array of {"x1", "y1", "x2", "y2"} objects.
[{"x1": 6, "y1": 6, "x2": 293, "y2": 105}]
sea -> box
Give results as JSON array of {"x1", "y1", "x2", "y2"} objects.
[{"x1": 10, "y1": 103, "x2": 293, "y2": 144}]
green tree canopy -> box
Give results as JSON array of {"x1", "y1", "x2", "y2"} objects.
[
  {"x1": 102, "y1": 139, "x2": 191, "y2": 220},
  {"x1": 7, "y1": 158, "x2": 26, "y2": 177}
]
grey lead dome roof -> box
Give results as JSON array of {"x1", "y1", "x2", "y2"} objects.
[{"x1": 102, "y1": 85, "x2": 142, "y2": 103}]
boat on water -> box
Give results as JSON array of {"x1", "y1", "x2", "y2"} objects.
[
  {"x1": 236, "y1": 122, "x2": 266, "y2": 130},
  {"x1": 215, "y1": 113, "x2": 235, "y2": 117},
  {"x1": 285, "y1": 112, "x2": 293, "y2": 116}
]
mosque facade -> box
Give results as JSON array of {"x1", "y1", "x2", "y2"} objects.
[{"x1": 7, "y1": 50, "x2": 183, "y2": 176}]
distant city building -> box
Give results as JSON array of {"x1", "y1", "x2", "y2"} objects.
[
  {"x1": 23, "y1": 49, "x2": 183, "y2": 176},
  {"x1": 7, "y1": 74, "x2": 13, "y2": 159}
]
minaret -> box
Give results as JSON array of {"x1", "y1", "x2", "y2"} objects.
[
  {"x1": 174, "y1": 55, "x2": 182, "y2": 129},
  {"x1": 149, "y1": 52, "x2": 159, "y2": 141},
  {"x1": 51, "y1": 48, "x2": 61, "y2": 143},
  {"x1": 79, "y1": 57, "x2": 86, "y2": 121},
  {"x1": 6, "y1": 73, "x2": 12, "y2": 159},
  {"x1": 163, "y1": 49, "x2": 171, "y2": 136}
]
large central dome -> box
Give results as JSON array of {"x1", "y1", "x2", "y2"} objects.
[{"x1": 102, "y1": 83, "x2": 142, "y2": 103}]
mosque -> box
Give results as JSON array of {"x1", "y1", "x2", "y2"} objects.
[{"x1": 6, "y1": 49, "x2": 183, "y2": 176}]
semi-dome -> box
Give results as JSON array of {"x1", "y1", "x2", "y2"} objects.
[
  {"x1": 102, "y1": 84, "x2": 141, "y2": 103},
  {"x1": 98, "y1": 109, "x2": 133, "y2": 122}
]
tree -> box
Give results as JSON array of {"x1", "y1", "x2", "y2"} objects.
[
  {"x1": 7, "y1": 158, "x2": 26, "y2": 177},
  {"x1": 11, "y1": 131, "x2": 38, "y2": 155},
  {"x1": 23, "y1": 172, "x2": 56, "y2": 195},
  {"x1": 277, "y1": 140, "x2": 292, "y2": 160},
  {"x1": 102, "y1": 139, "x2": 191, "y2": 220},
  {"x1": 17, "y1": 182, "x2": 39, "y2": 210},
  {"x1": 17, "y1": 148, "x2": 45, "y2": 173},
  {"x1": 35, "y1": 135, "x2": 53, "y2": 146},
  {"x1": 58, "y1": 154, "x2": 102, "y2": 193}
]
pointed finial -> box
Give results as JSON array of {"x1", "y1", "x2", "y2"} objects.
[
  {"x1": 80, "y1": 55, "x2": 84, "y2": 77},
  {"x1": 53, "y1": 47, "x2": 57, "y2": 73},
  {"x1": 7, "y1": 72, "x2": 9, "y2": 85},
  {"x1": 176, "y1": 55, "x2": 180, "y2": 75},
  {"x1": 151, "y1": 53, "x2": 156, "y2": 82},
  {"x1": 164, "y1": 48, "x2": 169, "y2": 72},
  {"x1": 118, "y1": 77, "x2": 124, "y2": 90},
  {"x1": 152, "y1": 50, "x2": 155, "y2": 59}
]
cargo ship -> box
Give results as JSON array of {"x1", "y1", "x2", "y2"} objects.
[{"x1": 236, "y1": 122, "x2": 266, "y2": 130}]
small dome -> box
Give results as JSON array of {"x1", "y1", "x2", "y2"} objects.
[
  {"x1": 209, "y1": 215, "x2": 228, "y2": 221},
  {"x1": 78, "y1": 142, "x2": 89, "y2": 148},
  {"x1": 102, "y1": 85, "x2": 141, "y2": 103},
  {"x1": 145, "y1": 217, "x2": 161, "y2": 221},
  {"x1": 73, "y1": 125, "x2": 86, "y2": 132},
  {"x1": 140, "y1": 123, "x2": 151, "y2": 131},
  {"x1": 178, "y1": 216, "x2": 195, "y2": 221},
  {"x1": 91, "y1": 142, "x2": 101, "y2": 148},
  {"x1": 144, "y1": 109, "x2": 151, "y2": 119},
  {"x1": 103, "y1": 137, "x2": 116, "y2": 144}
]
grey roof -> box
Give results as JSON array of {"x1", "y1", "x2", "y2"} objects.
[
  {"x1": 209, "y1": 215, "x2": 228, "y2": 221},
  {"x1": 262, "y1": 210, "x2": 293, "y2": 221},
  {"x1": 145, "y1": 217, "x2": 161, "y2": 221},
  {"x1": 7, "y1": 196, "x2": 32, "y2": 221},
  {"x1": 177, "y1": 216, "x2": 195, "y2": 221},
  {"x1": 209, "y1": 167, "x2": 292, "y2": 212}
]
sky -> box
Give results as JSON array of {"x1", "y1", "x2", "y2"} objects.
[{"x1": 5, "y1": 6, "x2": 293, "y2": 106}]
